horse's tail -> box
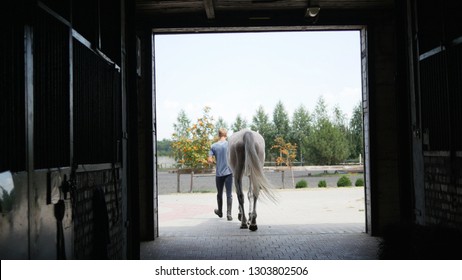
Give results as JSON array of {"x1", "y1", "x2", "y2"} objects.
[{"x1": 243, "y1": 131, "x2": 277, "y2": 203}]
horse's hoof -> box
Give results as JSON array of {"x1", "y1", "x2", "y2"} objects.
[
  {"x1": 238, "y1": 213, "x2": 242, "y2": 221},
  {"x1": 240, "y1": 224, "x2": 248, "y2": 229},
  {"x1": 249, "y1": 225, "x2": 258, "y2": 231}
]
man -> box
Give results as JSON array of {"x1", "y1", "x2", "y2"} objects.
[{"x1": 207, "y1": 128, "x2": 233, "y2": 221}]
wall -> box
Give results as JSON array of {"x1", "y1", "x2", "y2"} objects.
[
  {"x1": 137, "y1": 29, "x2": 157, "y2": 241},
  {"x1": 423, "y1": 153, "x2": 462, "y2": 227},
  {"x1": 416, "y1": 0, "x2": 462, "y2": 230},
  {"x1": 0, "y1": 1, "x2": 129, "y2": 259},
  {"x1": 367, "y1": 17, "x2": 403, "y2": 235},
  {"x1": 0, "y1": 170, "x2": 73, "y2": 259}
]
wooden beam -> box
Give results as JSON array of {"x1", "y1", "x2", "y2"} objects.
[{"x1": 204, "y1": 0, "x2": 215, "y2": 19}]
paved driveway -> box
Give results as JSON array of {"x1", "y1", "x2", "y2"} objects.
[{"x1": 140, "y1": 187, "x2": 381, "y2": 260}]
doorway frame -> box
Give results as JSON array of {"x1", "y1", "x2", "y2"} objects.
[{"x1": 142, "y1": 25, "x2": 372, "y2": 239}]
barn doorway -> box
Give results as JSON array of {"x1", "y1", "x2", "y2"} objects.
[{"x1": 145, "y1": 28, "x2": 372, "y2": 259}]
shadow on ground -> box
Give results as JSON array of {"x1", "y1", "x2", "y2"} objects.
[{"x1": 141, "y1": 221, "x2": 380, "y2": 260}]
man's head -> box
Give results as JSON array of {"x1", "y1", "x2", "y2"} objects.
[{"x1": 218, "y1": 128, "x2": 227, "y2": 138}]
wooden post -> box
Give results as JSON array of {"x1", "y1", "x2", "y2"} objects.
[
  {"x1": 290, "y1": 167, "x2": 295, "y2": 188},
  {"x1": 281, "y1": 170, "x2": 285, "y2": 189},
  {"x1": 190, "y1": 171, "x2": 194, "y2": 193}
]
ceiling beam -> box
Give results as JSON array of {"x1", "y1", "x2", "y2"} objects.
[{"x1": 204, "y1": 0, "x2": 215, "y2": 19}]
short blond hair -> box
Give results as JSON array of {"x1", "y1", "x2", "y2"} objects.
[{"x1": 218, "y1": 128, "x2": 227, "y2": 137}]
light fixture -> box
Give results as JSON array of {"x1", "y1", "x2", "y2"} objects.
[{"x1": 305, "y1": 6, "x2": 320, "y2": 18}]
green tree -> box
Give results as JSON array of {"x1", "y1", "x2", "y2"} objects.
[
  {"x1": 312, "y1": 96, "x2": 329, "y2": 124},
  {"x1": 307, "y1": 97, "x2": 349, "y2": 165},
  {"x1": 230, "y1": 114, "x2": 248, "y2": 132},
  {"x1": 156, "y1": 139, "x2": 172, "y2": 156},
  {"x1": 332, "y1": 105, "x2": 351, "y2": 161},
  {"x1": 272, "y1": 137, "x2": 298, "y2": 188},
  {"x1": 171, "y1": 107, "x2": 215, "y2": 169},
  {"x1": 332, "y1": 105, "x2": 348, "y2": 133},
  {"x1": 215, "y1": 117, "x2": 229, "y2": 132},
  {"x1": 272, "y1": 100, "x2": 290, "y2": 139},
  {"x1": 0, "y1": 187, "x2": 15, "y2": 212},
  {"x1": 251, "y1": 106, "x2": 274, "y2": 159},
  {"x1": 290, "y1": 105, "x2": 311, "y2": 165},
  {"x1": 173, "y1": 109, "x2": 191, "y2": 138},
  {"x1": 349, "y1": 102, "x2": 364, "y2": 161},
  {"x1": 307, "y1": 119, "x2": 340, "y2": 164}
]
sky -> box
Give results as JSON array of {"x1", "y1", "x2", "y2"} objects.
[{"x1": 154, "y1": 30, "x2": 362, "y2": 140}]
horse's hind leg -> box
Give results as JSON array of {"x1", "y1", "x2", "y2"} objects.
[
  {"x1": 248, "y1": 191, "x2": 258, "y2": 231},
  {"x1": 230, "y1": 145, "x2": 247, "y2": 229},
  {"x1": 236, "y1": 177, "x2": 247, "y2": 229}
]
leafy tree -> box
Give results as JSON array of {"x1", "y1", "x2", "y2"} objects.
[
  {"x1": 230, "y1": 114, "x2": 248, "y2": 132},
  {"x1": 251, "y1": 106, "x2": 274, "y2": 158},
  {"x1": 307, "y1": 118, "x2": 349, "y2": 165},
  {"x1": 349, "y1": 102, "x2": 364, "y2": 160},
  {"x1": 312, "y1": 96, "x2": 329, "y2": 124},
  {"x1": 332, "y1": 105, "x2": 348, "y2": 133},
  {"x1": 173, "y1": 109, "x2": 191, "y2": 138},
  {"x1": 167, "y1": 96, "x2": 363, "y2": 168},
  {"x1": 272, "y1": 137, "x2": 298, "y2": 187},
  {"x1": 0, "y1": 187, "x2": 15, "y2": 212},
  {"x1": 307, "y1": 98, "x2": 349, "y2": 165},
  {"x1": 272, "y1": 100, "x2": 290, "y2": 139},
  {"x1": 290, "y1": 105, "x2": 311, "y2": 164},
  {"x1": 332, "y1": 105, "x2": 351, "y2": 161},
  {"x1": 156, "y1": 139, "x2": 172, "y2": 156},
  {"x1": 331, "y1": 125, "x2": 350, "y2": 163},
  {"x1": 171, "y1": 107, "x2": 215, "y2": 169},
  {"x1": 307, "y1": 119, "x2": 332, "y2": 164},
  {"x1": 215, "y1": 117, "x2": 229, "y2": 133}
]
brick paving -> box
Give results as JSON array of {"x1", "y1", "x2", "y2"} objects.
[{"x1": 140, "y1": 188, "x2": 381, "y2": 260}]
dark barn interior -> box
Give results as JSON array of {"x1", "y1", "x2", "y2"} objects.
[{"x1": 1, "y1": 0, "x2": 462, "y2": 259}]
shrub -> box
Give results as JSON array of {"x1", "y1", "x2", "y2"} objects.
[
  {"x1": 355, "y1": 178, "x2": 364, "y2": 187},
  {"x1": 337, "y1": 175, "x2": 352, "y2": 187},
  {"x1": 295, "y1": 179, "x2": 308, "y2": 188},
  {"x1": 318, "y1": 180, "x2": 327, "y2": 188}
]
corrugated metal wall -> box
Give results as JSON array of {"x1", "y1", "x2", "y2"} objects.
[
  {"x1": 73, "y1": 39, "x2": 122, "y2": 165},
  {"x1": 420, "y1": 51, "x2": 450, "y2": 151},
  {"x1": 72, "y1": 33, "x2": 123, "y2": 259},
  {"x1": 34, "y1": 8, "x2": 70, "y2": 169}
]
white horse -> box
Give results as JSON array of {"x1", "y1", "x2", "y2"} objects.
[{"x1": 227, "y1": 129, "x2": 277, "y2": 231}]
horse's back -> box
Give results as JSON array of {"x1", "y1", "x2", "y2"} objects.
[
  {"x1": 228, "y1": 128, "x2": 248, "y2": 147},
  {"x1": 228, "y1": 129, "x2": 264, "y2": 148},
  {"x1": 228, "y1": 129, "x2": 265, "y2": 164}
]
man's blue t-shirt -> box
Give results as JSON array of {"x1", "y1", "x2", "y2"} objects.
[{"x1": 209, "y1": 141, "x2": 233, "y2": 177}]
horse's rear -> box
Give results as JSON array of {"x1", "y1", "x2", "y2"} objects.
[{"x1": 228, "y1": 129, "x2": 275, "y2": 231}]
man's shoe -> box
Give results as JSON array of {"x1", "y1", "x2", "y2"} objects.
[
  {"x1": 227, "y1": 215, "x2": 233, "y2": 221},
  {"x1": 214, "y1": 209, "x2": 223, "y2": 218}
]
